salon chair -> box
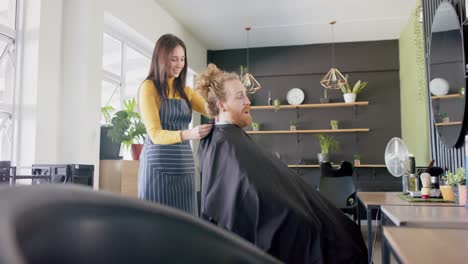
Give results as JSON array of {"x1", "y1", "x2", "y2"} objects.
[{"x1": 319, "y1": 161, "x2": 357, "y2": 221}]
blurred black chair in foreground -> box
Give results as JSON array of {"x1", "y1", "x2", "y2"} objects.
[{"x1": 0, "y1": 185, "x2": 279, "y2": 264}]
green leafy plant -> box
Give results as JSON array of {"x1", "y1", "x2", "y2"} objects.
[
  {"x1": 290, "y1": 120, "x2": 297, "y2": 127},
  {"x1": 101, "y1": 105, "x2": 115, "y2": 126},
  {"x1": 340, "y1": 75, "x2": 367, "y2": 94},
  {"x1": 354, "y1": 153, "x2": 361, "y2": 160},
  {"x1": 330, "y1": 120, "x2": 339, "y2": 129},
  {"x1": 251, "y1": 122, "x2": 260, "y2": 131},
  {"x1": 316, "y1": 134, "x2": 339, "y2": 154},
  {"x1": 108, "y1": 98, "x2": 146, "y2": 149},
  {"x1": 443, "y1": 168, "x2": 466, "y2": 186},
  {"x1": 273, "y1": 99, "x2": 281, "y2": 112}
]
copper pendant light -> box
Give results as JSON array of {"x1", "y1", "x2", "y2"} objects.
[
  {"x1": 241, "y1": 26, "x2": 262, "y2": 94},
  {"x1": 320, "y1": 21, "x2": 347, "y2": 91}
]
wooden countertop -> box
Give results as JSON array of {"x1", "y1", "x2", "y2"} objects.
[
  {"x1": 357, "y1": 192, "x2": 461, "y2": 208},
  {"x1": 384, "y1": 227, "x2": 468, "y2": 264},
  {"x1": 382, "y1": 205, "x2": 468, "y2": 228}
]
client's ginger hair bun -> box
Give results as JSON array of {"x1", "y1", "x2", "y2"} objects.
[{"x1": 195, "y1": 63, "x2": 239, "y2": 118}]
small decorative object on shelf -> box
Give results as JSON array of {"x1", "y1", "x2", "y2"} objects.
[
  {"x1": 273, "y1": 99, "x2": 281, "y2": 112},
  {"x1": 438, "y1": 112, "x2": 450, "y2": 123},
  {"x1": 290, "y1": 120, "x2": 297, "y2": 131},
  {"x1": 429, "y1": 77, "x2": 449, "y2": 96},
  {"x1": 286, "y1": 88, "x2": 305, "y2": 105},
  {"x1": 330, "y1": 120, "x2": 339, "y2": 130},
  {"x1": 251, "y1": 122, "x2": 260, "y2": 131},
  {"x1": 317, "y1": 134, "x2": 339, "y2": 163},
  {"x1": 354, "y1": 153, "x2": 361, "y2": 165},
  {"x1": 420, "y1": 172, "x2": 431, "y2": 199},
  {"x1": 460, "y1": 87, "x2": 465, "y2": 95},
  {"x1": 268, "y1": 90, "x2": 272, "y2": 106},
  {"x1": 339, "y1": 75, "x2": 367, "y2": 103}
]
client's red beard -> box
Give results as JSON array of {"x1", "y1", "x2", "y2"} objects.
[{"x1": 228, "y1": 106, "x2": 252, "y2": 128}]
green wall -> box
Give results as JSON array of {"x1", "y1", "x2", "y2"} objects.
[{"x1": 399, "y1": 0, "x2": 430, "y2": 165}]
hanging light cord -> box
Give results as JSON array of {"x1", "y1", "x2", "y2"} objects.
[
  {"x1": 331, "y1": 23, "x2": 335, "y2": 67},
  {"x1": 246, "y1": 27, "x2": 250, "y2": 71}
]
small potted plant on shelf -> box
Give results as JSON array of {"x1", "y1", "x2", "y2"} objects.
[
  {"x1": 459, "y1": 87, "x2": 465, "y2": 95},
  {"x1": 443, "y1": 168, "x2": 466, "y2": 205},
  {"x1": 330, "y1": 120, "x2": 339, "y2": 130},
  {"x1": 251, "y1": 122, "x2": 260, "y2": 131},
  {"x1": 339, "y1": 76, "x2": 367, "y2": 103},
  {"x1": 273, "y1": 99, "x2": 281, "y2": 112},
  {"x1": 290, "y1": 120, "x2": 297, "y2": 131},
  {"x1": 354, "y1": 153, "x2": 361, "y2": 165},
  {"x1": 108, "y1": 98, "x2": 147, "y2": 160},
  {"x1": 316, "y1": 134, "x2": 339, "y2": 163},
  {"x1": 440, "y1": 113, "x2": 450, "y2": 123}
]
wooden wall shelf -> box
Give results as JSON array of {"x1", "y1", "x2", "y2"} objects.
[
  {"x1": 435, "y1": 121, "x2": 462, "y2": 127},
  {"x1": 247, "y1": 128, "x2": 370, "y2": 134},
  {"x1": 431, "y1": 94, "x2": 463, "y2": 100},
  {"x1": 250, "y1": 101, "x2": 369, "y2": 110},
  {"x1": 288, "y1": 164, "x2": 386, "y2": 168}
]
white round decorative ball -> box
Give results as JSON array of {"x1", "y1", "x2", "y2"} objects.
[{"x1": 429, "y1": 78, "x2": 449, "y2": 96}]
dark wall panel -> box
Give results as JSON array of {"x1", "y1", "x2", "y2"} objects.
[{"x1": 208, "y1": 40, "x2": 401, "y2": 191}]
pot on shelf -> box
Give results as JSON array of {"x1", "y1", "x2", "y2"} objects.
[
  {"x1": 343, "y1": 93, "x2": 356, "y2": 103},
  {"x1": 317, "y1": 153, "x2": 329, "y2": 163}
]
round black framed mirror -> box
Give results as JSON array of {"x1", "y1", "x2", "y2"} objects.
[{"x1": 429, "y1": 2, "x2": 467, "y2": 148}]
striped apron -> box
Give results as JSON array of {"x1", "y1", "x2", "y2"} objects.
[{"x1": 138, "y1": 99, "x2": 196, "y2": 215}]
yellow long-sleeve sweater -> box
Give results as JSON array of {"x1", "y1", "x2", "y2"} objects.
[{"x1": 139, "y1": 78, "x2": 208, "y2": 145}]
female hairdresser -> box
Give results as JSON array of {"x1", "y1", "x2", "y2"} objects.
[{"x1": 137, "y1": 34, "x2": 212, "y2": 215}]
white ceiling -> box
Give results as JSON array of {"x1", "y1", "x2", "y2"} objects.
[{"x1": 155, "y1": 0, "x2": 418, "y2": 50}]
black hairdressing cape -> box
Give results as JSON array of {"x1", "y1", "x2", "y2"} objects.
[{"x1": 198, "y1": 124, "x2": 367, "y2": 264}]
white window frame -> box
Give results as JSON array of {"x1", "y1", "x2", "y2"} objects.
[{"x1": 0, "y1": 0, "x2": 20, "y2": 162}]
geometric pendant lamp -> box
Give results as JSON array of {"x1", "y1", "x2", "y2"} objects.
[
  {"x1": 320, "y1": 21, "x2": 347, "y2": 90},
  {"x1": 241, "y1": 26, "x2": 262, "y2": 94}
]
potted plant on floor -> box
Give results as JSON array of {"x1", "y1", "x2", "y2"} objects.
[
  {"x1": 444, "y1": 168, "x2": 466, "y2": 205},
  {"x1": 316, "y1": 134, "x2": 339, "y2": 163},
  {"x1": 100, "y1": 105, "x2": 123, "y2": 160},
  {"x1": 108, "y1": 98, "x2": 146, "y2": 160},
  {"x1": 340, "y1": 76, "x2": 367, "y2": 103}
]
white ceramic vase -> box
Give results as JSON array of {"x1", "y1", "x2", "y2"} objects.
[{"x1": 343, "y1": 93, "x2": 356, "y2": 103}]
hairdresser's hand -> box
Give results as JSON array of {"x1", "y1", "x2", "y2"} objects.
[{"x1": 181, "y1": 124, "x2": 213, "y2": 141}]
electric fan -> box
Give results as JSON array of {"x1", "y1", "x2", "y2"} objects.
[{"x1": 384, "y1": 137, "x2": 409, "y2": 177}]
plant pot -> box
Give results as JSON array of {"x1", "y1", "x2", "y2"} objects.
[
  {"x1": 320, "y1": 97, "x2": 330, "y2": 104},
  {"x1": 452, "y1": 186, "x2": 460, "y2": 204},
  {"x1": 317, "y1": 153, "x2": 329, "y2": 163},
  {"x1": 343, "y1": 93, "x2": 356, "y2": 103},
  {"x1": 354, "y1": 160, "x2": 361, "y2": 166},
  {"x1": 131, "y1": 144, "x2": 144, "y2": 160},
  {"x1": 100, "y1": 126, "x2": 122, "y2": 160},
  {"x1": 331, "y1": 125, "x2": 339, "y2": 130},
  {"x1": 458, "y1": 185, "x2": 467, "y2": 206},
  {"x1": 290, "y1": 126, "x2": 296, "y2": 131},
  {"x1": 440, "y1": 185, "x2": 455, "y2": 201},
  {"x1": 442, "y1": 117, "x2": 450, "y2": 123}
]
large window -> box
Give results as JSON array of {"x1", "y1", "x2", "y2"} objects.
[
  {"x1": 0, "y1": 0, "x2": 18, "y2": 161},
  {"x1": 101, "y1": 32, "x2": 151, "y2": 122},
  {"x1": 101, "y1": 24, "x2": 197, "y2": 159}
]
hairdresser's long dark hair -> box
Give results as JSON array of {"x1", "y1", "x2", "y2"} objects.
[{"x1": 145, "y1": 34, "x2": 191, "y2": 110}]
